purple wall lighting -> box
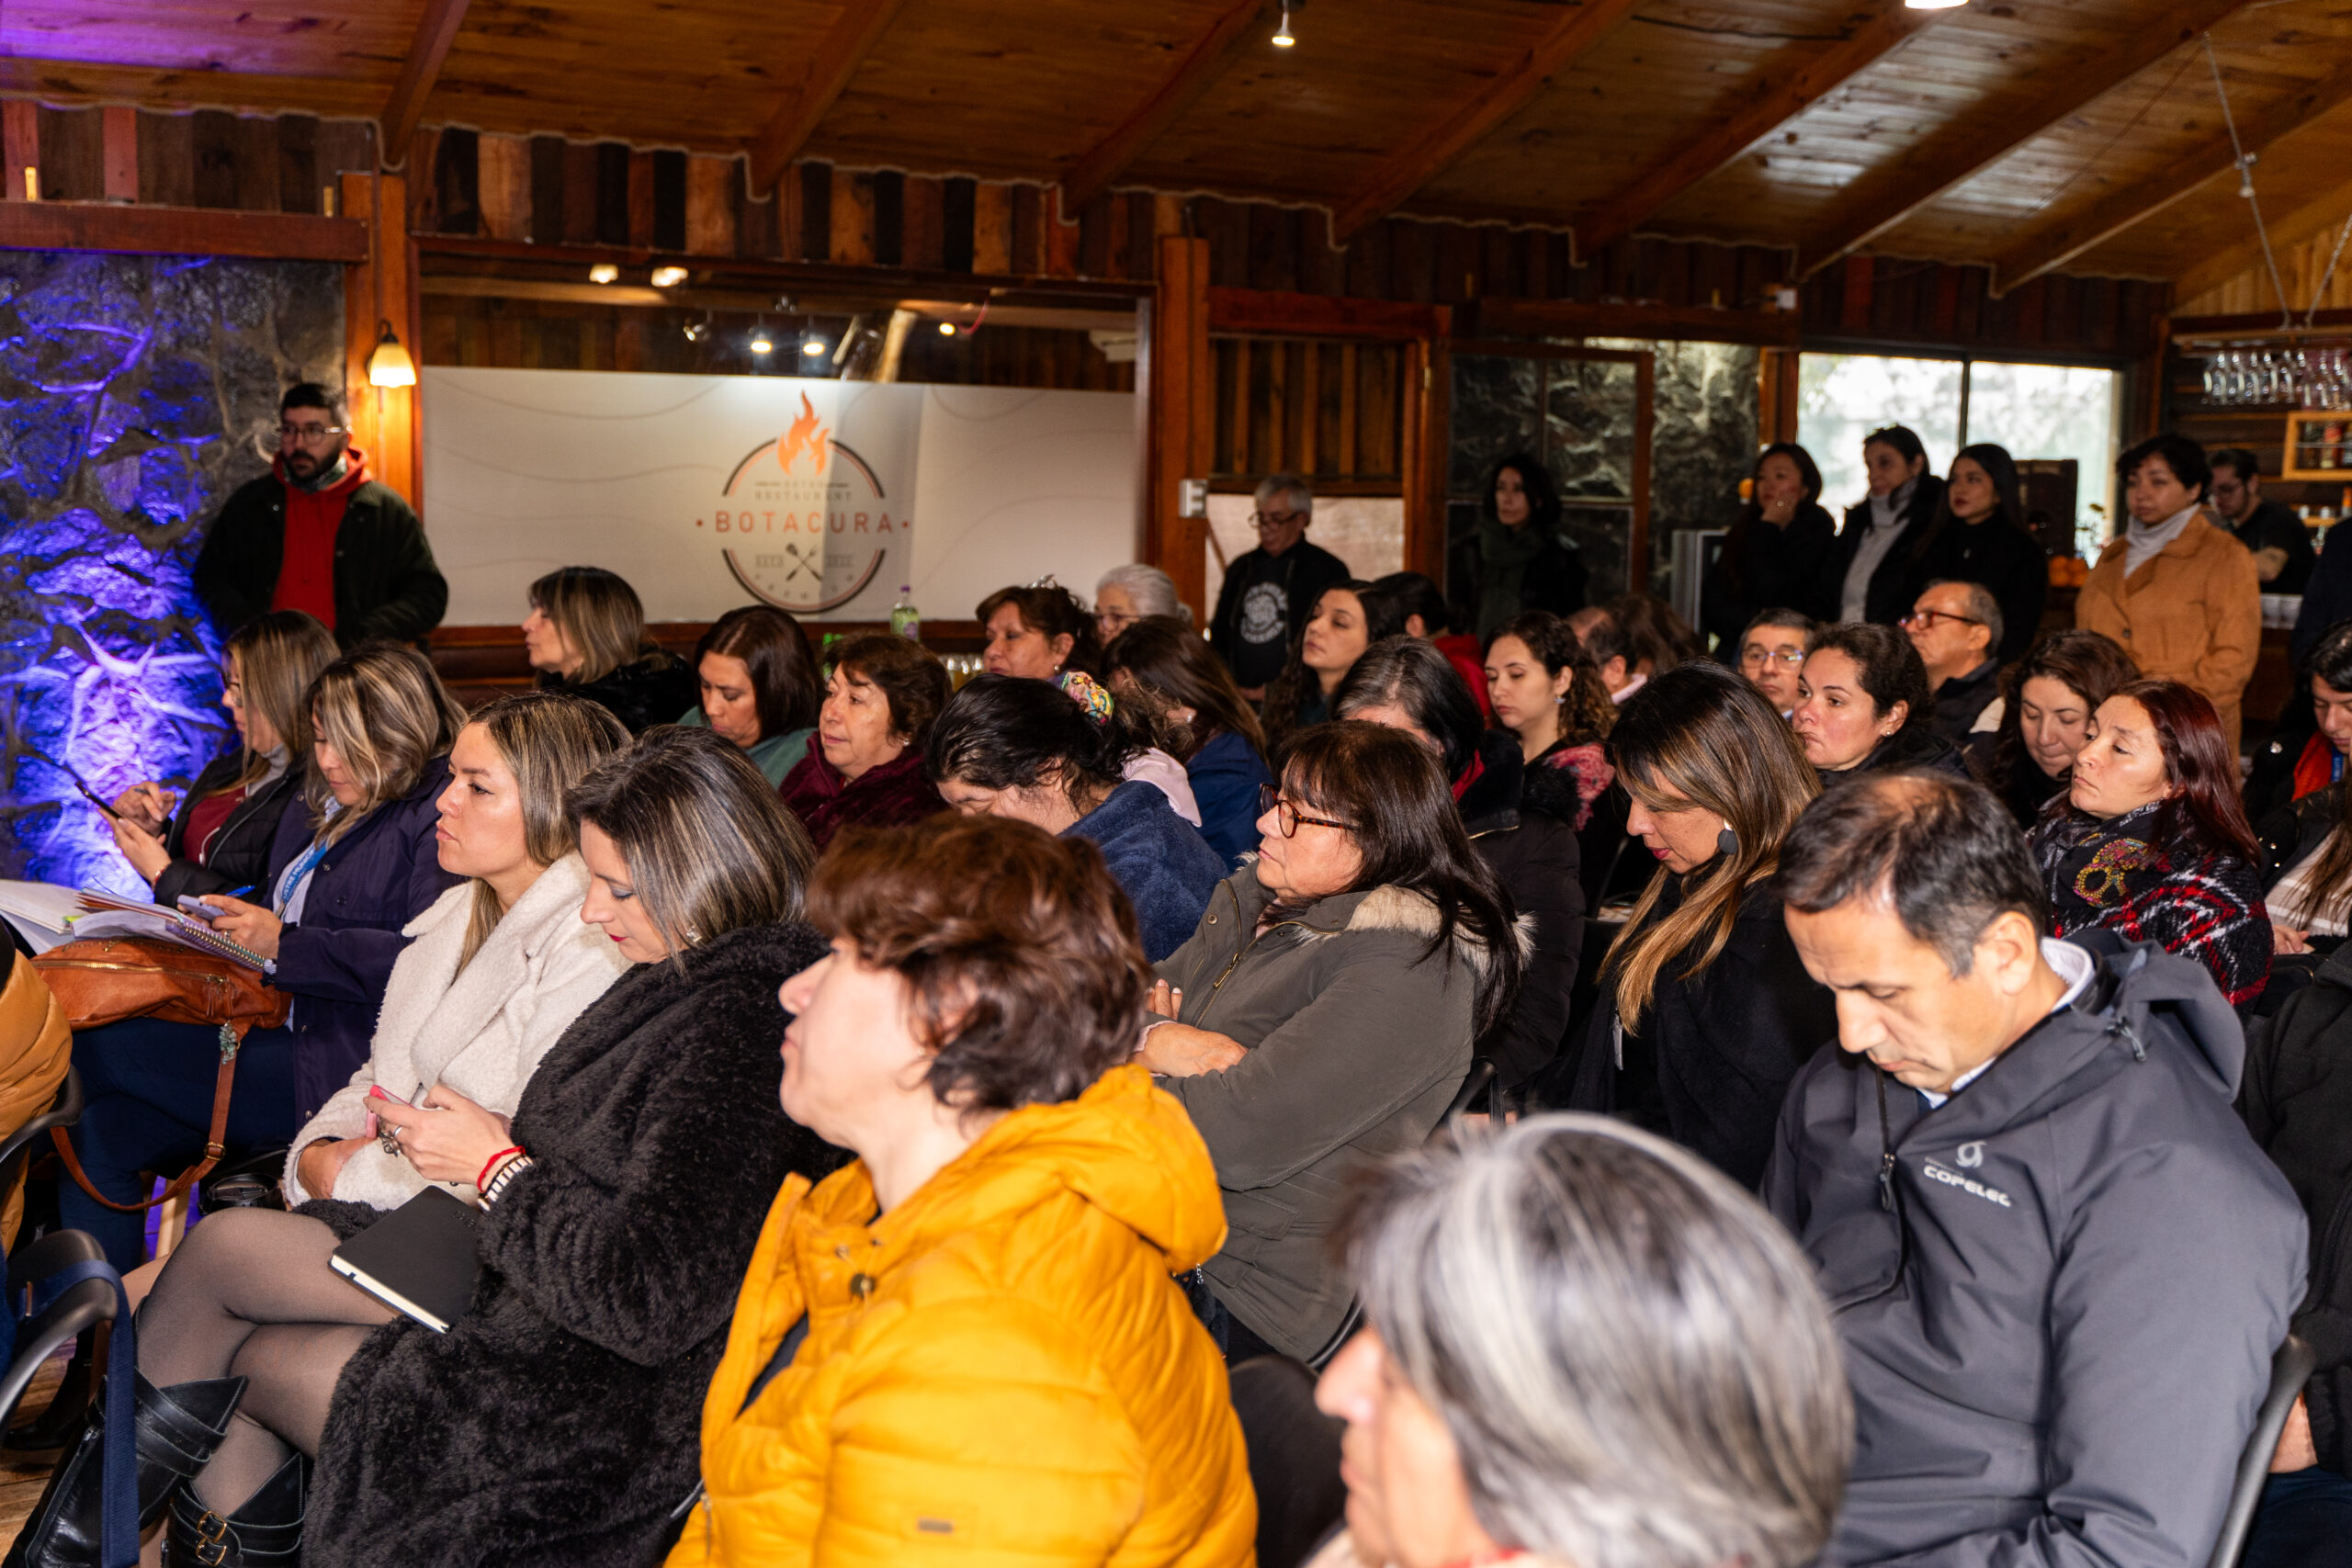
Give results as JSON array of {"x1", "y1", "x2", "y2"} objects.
[{"x1": 0, "y1": 252, "x2": 344, "y2": 894}]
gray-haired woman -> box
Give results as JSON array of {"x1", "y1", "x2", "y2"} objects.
[
  {"x1": 1310, "y1": 1113, "x2": 1851, "y2": 1568},
  {"x1": 1095, "y1": 562, "x2": 1190, "y2": 641}
]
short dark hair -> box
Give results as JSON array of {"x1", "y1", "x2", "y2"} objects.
[
  {"x1": 1774, "y1": 771, "x2": 2048, "y2": 976},
  {"x1": 1863, "y1": 425, "x2": 1928, "y2": 468},
  {"x1": 1332, "y1": 636, "x2": 1485, "y2": 780},
  {"x1": 280, "y1": 381, "x2": 344, "y2": 422},
  {"x1": 695, "y1": 604, "x2": 822, "y2": 740},
  {"x1": 2306, "y1": 620, "x2": 2352, "y2": 695},
  {"x1": 1374, "y1": 571, "x2": 1452, "y2": 636},
  {"x1": 1806, "y1": 622, "x2": 1930, "y2": 728},
  {"x1": 925, "y1": 672, "x2": 1144, "y2": 806},
  {"x1": 2209, "y1": 447, "x2": 2261, "y2": 482},
  {"x1": 975, "y1": 582, "x2": 1102, "y2": 676},
  {"x1": 1606, "y1": 593, "x2": 1702, "y2": 677},
  {"x1": 808, "y1": 815, "x2": 1148, "y2": 1114},
  {"x1": 1571, "y1": 606, "x2": 1630, "y2": 669},
  {"x1": 1742, "y1": 607, "x2": 1815, "y2": 643},
  {"x1": 2118, "y1": 433, "x2": 2211, "y2": 503},
  {"x1": 1920, "y1": 579, "x2": 2003, "y2": 656},
  {"x1": 831, "y1": 633, "x2": 950, "y2": 749}
]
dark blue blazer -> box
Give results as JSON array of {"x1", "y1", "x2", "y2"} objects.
[
  {"x1": 1066, "y1": 780, "x2": 1228, "y2": 964},
  {"x1": 1185, "y1": 728, "x2": 1272, "y2": 872},
  {"x1": 263, "y1": 755, "x2": 462, "y2": 1118}
]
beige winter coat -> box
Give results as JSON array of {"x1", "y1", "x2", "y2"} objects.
[
  {"x1": 280, "y1": 852, "x2": 628, "y2": 1208},
  {"x1": 2074, "y1": 511, "x2": 2261, "y2": 754}
]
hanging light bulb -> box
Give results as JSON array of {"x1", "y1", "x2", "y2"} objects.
[
  {"x1": 938, "y1": 321, "x2": 957, "y2": 336},
  {"x1": 1272, "y1": 4, "x2": 1295, "y2": 45},
  {"x1": 366, "y1": 320, "x2": 417, "y2": 388},
  {"x1": 650, "y1": 265, "x2": 688, "y2": 288},
  {"x1": 801, "y1": 336, "x2": 828, "y2": 358},
  {"x1": 588, "y1": 263, "x2": 619, "y2": 284},
  {"x1": 1903, "y1": 0, "x2": 1965, "y2": 8},
  {"x1": 750, "y1": 327, "x2": 774, "y2": 355}
]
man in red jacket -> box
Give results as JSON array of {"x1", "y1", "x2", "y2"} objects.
[{"x1": 193, "y1": 383, "x2": 447, "y2": 645}]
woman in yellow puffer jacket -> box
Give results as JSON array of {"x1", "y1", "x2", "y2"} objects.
[{"x1": 667, "y1": 815, "x2": 1256, "y2": 1568}]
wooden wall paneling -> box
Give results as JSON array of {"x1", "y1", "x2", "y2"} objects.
[
  {"x1": 871, "y1": 169, "x2": 903, "y2": 266},
  {"x1": 1297, "y1": 339, "x2": 1321, "y2": 476},
  {"x1": 530, "y1": 136, "x2": 567, "y2": 244},
  {"x1": 739, "y1": 160, "x2": 779, "y2": 259},
  {"x1": 798, "y1": 162, "x2": 831, "y2": 264},
  {"x1": 276, "y1": 113, "x2": 319, "y2": 214},
  {"x1": 774, "y1": 160, "x2": 801, "y2": 261},
  {"x1": 100, "y1": 107, "x2": 136, "y2": 203},
  {"x1": 315, "y1": 120, "x2": 376, "y2": 186},
  {"x1": 37, "y1": 107, "x2": 101, "y2": 203},
  {"x1": 434, "y1": 128, "x2": 480, "y2": 234},
  {"x1": 342, "y1": 172, "x2": 420, "y2": 505},
  {"x1": 1146, "y1": 236, "x2": 1215, "y2": 614},
  {"x1": 594, "y1": 141, "x2": 628, "y2": 245},
  {"x1": 1759, "y1": 348, "x2": 1801, "y2": 443},
  {"x1": 746, "y1": 0, "x2": 916, "y2": 195},
  {"x1": 942, "y1": 176, "x2": 976, "y2": 273},
  {"x1": 1363, "y1": 343, "x2": 1400, "y2": 478},
  {"x1": 1047, "y1": 192, "x2": 1081, "y2": 277},
  {"x1": 4, "y1": 101, "x2": 37, "y2": 199},
  {"x1": 1077, "y1": 194, "x2": 1112, "y2": 279},
  {"x1": 1390, "y1": 220, "x2": 1434, "y2": 304},
  {"x1": 1338, "y1": 343, "x2": 1360, "y2": 475},
  {"x1": 232, "y1": 115, "x2": 278, "y2": 210},
  {"x1": 406, "y1": 130, "x2": 440, "y2": 227},
  {"x1": 1012, "y1": 184, "x2": 1043, "y2": 275},
  {"x1": 973, "y1": 182, "x2": 1012, "y2": 276},
  {"x1": 0, "y1": 203, "x2": 368, "y2": 260},
  {"x1": 1839, "y1": 254, "x2": 1873, "y2": 332},
  {"x1": 1225, "y1": 340, "x2": 1250, "y2": 474},
  {"x1": 651, "y1": 150, "x2": 687, "y2": 252},
  {"x1": 1403, "y1": 334, "x2": 1450, "y2": 581},
  {"x1": 381, "y1": 0, "x2": 470, "y2": 163},
  {"x1": 831, "y1": 169, "x2": 876, "y2": 265},
  {"x1": 478, "y1": 133, "x2": 532, "y2": 241},
  {"x1": 685, "y1": 154, "x2": 736, "y2": 257},
  {"x1": 903, "y1": 175, "x2": 944, "y2": 271},
  {"x1": 136, "y1": 111, "x2": 194, "y2": 207},
  {"x1": 627, "y1": 150, "x2": 655, "y2": 247},
  {"x1": 563, "y1": 141, "x2": 599, "y2": 245},
  {"x1": 1246, "y1": 204, "x2": 1296, "y2": 293}
]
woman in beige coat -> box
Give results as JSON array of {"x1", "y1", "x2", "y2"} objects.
[
  {"x1": 283, "y1": 691, "x2": 630, "y2": 1207},
  {"x1": 2075, "y1": 434, "x2": 2261, "y2": 755}
]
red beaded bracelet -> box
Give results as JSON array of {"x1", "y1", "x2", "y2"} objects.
[{"x1": 477, "y1": 1145, "x2": 526, "y2": 1190}]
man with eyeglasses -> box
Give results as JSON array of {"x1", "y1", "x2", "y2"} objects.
[
  {"x1": 1903, "y1": 579, "x2": 2004, "y2": 773},
  {"x1": 193, "y1": 382, "x2": 447, "y2": 646},
  {"x1": 1208, "y1": 473, "x2": 1347, "y2": 701},
  {"x1": 1736, "y1": 608, "x2": 1813, "y2": 716}
]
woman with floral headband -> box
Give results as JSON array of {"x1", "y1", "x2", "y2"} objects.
[{"x1": 925, "y1": 673, "x2": 1226, "y2": 962}]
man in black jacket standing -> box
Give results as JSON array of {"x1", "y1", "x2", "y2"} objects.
[
  {"x1": 193, "y1": 383, "x2": 447, "y2": 647},
  {"x1": 2212, "y1": 446, "x2": 2314, "y2": 594},
  {"x1": 1766, "y1": 771, "x2": 2306, "y2": 1568},
  {"x1": 1208, "y1": 474, "x2": 1347, "y2": 701}
]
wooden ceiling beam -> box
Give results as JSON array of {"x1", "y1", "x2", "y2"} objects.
[
  {"x1": 748, "y1": 0, "x2": 917, "y2": 197},
  {"x1": 1060, "y1": 0, "x2": 1269, "y2": 216},
  {"x1": 380, "y1": 0, "x2": 473, "y2": 166},
  {"x1": 1328, "y1": 0, "x2": 1642, "y2": 243},
  {"x1": 1992, "y1": 59, "x2": 2352, "y2": 296},
  {"x1": 1797, "y1": 0, "x2": 2257, "y2": 278},
  {"x1": 2172, "y1": 171, "x2": 2352, "y2": 307},
  {"x1": 1575, "y1": 1, "x2": 1934, "y2": 261}
]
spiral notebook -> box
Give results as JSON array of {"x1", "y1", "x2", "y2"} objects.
[{"x1": 65, "y1": 888, "x2": 271, "y2": 970}]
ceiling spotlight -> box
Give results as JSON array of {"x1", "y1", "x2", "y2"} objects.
[
  {"x1": 683, "y1": 320, "x2": 709, "y2": 343},
  {"x1": 750, "y1": 331, "x2": 774, "y2": 355},
  {"x1": 588, "y1": 264, "x2": 619, "y2": 284},
  {"x1": 1272, "y1": 4, "x2": 1295, "y2": 45},
  {"x1": 650, "y1": 265, "x2": 688, "y2": 288},
  {"x1": 938, "y1": 321, "x2": 957, "y2": 336},
  {"x1": 1903, "y1": 0, "x2": 1965, "y2": 7},
  {"x1": 801, "y1": 338, "x2": 828, "y2": 358}
]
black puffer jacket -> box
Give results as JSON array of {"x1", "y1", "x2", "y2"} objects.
[
  {"x1": 1825, "y1": 722, "x2": 1971, "y2": 785},
  {"x1": 2258, "y1": 781, "x2": 2341, "y2": 889},
  {"x1": 2243, "y1": 941, "x2": 2352, "y2": 1480},
  {"x1": 149, "y1": 753, "x2": 305, "y2": 907},
  {"x1": 1459, "y1": 732, "x2": 1584, "y2": 1092},
  {"x1": 300, "y1": 921, "x2": 845, "y2": 1568},
  {"x1": 1700, "y1": 501, "x2": 1837, "y2": 649},
  {"x1": 552, "y1": 654, "x2": 702, "y2": 738},
  {"x1": 1911, "y1": 513, "x2": 2050, "y2": 663}
]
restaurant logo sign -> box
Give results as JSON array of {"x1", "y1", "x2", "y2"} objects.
[{"x1": 697, "y1": 389, "x2": 909, "y2": 614}]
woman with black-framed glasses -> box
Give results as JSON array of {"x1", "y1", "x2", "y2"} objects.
[{"x1": 1137, "y1": 721, "x2": 1522, "y2": 1366}]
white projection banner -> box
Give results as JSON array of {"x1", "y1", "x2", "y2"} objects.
[{"x1": 420, "y1": 368, "x2": 1138, "y2": 625}]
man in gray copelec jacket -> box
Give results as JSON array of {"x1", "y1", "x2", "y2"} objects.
[{"x1": 1763, "y1": 771, "x2": 2306, "y2": 1568}]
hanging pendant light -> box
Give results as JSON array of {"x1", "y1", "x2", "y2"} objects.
[
  {"x1": 366, "y1": 320, "x2": 417, "y2": 388},
  {"x1": 1272, "y1": 4, "x2": 1295, "y2": 46}
]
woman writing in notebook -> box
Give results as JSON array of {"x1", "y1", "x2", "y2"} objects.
[
  {"x1": 12, "y1": 728, "x2": 843, "y2": 1568},
  {"x1": 56, "y1": 644, "x2": 467, "y2": 1273},
  {"x1": 104, "y1": 610, "x2": 339, "y2": 906}
]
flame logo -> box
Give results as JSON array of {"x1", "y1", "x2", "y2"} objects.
[{"x1": 776, "y1": 393, "x2": 830, "y2": 477}]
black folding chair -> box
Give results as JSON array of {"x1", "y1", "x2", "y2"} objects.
[
  {"x1": 1228, "y1": 1355, "x2": 1346, "y2": 1568},
  {"x1": 2205, "y1": 1334, "x2": 2317, "y2": 1568},
  {"x1": 0, "y1": 1069, "x2": 107, "y2": 1451}
]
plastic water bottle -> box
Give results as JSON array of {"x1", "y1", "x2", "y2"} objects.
[{"x1": 889, "y1": 586, "x2": 921, "y2": 640}]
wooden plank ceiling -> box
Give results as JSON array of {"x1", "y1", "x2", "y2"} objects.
[{"x1": 3, "y1": 0, "x2": 2348, "y2": 292}]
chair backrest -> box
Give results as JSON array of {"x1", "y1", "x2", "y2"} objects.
[
  {"x1": 1229, "y1": 1354, "x2": 1347, "y2": 1568},
  {"x1": 2206, "y1": 1334, "x2": 2317, "y2": 1568}
]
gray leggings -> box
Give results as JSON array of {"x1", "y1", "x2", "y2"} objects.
[{"x1": 136, "y1": 1207, "x2": 396, "y2": 1512}]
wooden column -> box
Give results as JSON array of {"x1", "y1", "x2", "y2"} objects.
[
  {"x1": 1758, "y1": 348, "x2": 1802, "y2": 445},
  {"x1": 1145, "y1": 235, "x2": 1215, "y2": 618},
  {"x1": 1403, "y1": 331, "x2": 1452, "y2": 582},
  {"x1": 341, "y1": 171, "x2": 422, "y2": 507}
]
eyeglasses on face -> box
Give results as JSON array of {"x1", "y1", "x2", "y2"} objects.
[
  {"x1": 277, "y1": 423, "x2": 347, "y2": 446},
  {"x1": 1258, "y1": 783, "x2": 1353, "y2": 838},
  {"x1": 1741, "y1": 646, "x2": 1805, "y2": 667},
  {"x1": 1251, "y1": 509, "x2": 1309, "y2": 527},
  {"x1": 1901, "y1": 608, "x2": 1982, "y2": 630}
]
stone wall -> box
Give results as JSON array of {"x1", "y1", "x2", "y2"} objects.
[{"x1": 0, "y1": 253, "x2": 342, "y2": 892}]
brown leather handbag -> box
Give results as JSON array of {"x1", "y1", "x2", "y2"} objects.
[{"x1": 30, "y1": 938, "x2": 289, "y2": 1211}]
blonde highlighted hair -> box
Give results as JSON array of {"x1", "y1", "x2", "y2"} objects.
[
  {"x1": 453, "y1": 691, "x2": 632, "y2": 969},
  {"x1": 213, "y1": 611, "x2": 338, "y2": 797},
  {"x1": 1604, "y1": 663, "x2": 1817, "y2": 1025},
  {"x1": 304, "y1": 645, "x2": 467, "y2": 842}
]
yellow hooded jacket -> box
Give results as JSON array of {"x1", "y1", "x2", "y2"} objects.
[{"x1": 667, "y1": 1063, "x2": 1258, "y2": 1568}]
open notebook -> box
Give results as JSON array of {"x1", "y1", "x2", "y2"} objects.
[{"x1": 0, "y1": 882, "x2": 269, "y2": 968}]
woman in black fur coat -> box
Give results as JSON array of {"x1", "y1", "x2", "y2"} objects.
[{"x1": 8, "y1": 729, "x2": 838, "y2": 1568}]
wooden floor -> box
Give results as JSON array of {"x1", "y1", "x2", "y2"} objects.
[{"x1": 0, "y1": 1347, "x2": 75, "y2": 1540}]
